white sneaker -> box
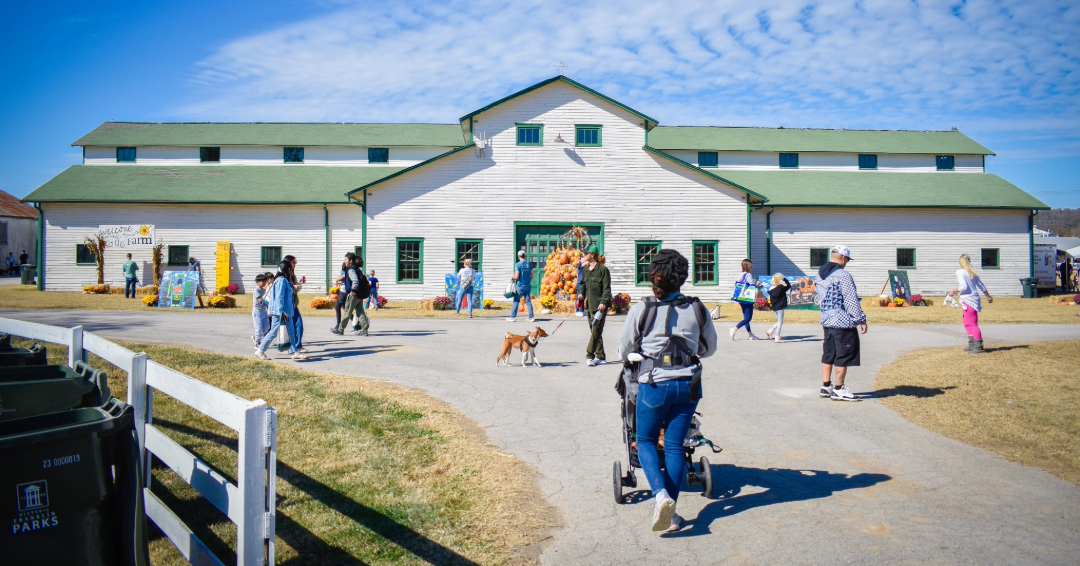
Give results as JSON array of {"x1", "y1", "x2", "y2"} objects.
[
  {"x1": 665, "y1": 514, "x2": 685, "y2": 533},
  {"x1": 766, "y1": 329, "x2": 774, "y2": 339},
  {"x1": 296, "y1": 348, "x2": 309, "y2": 354},
  {"x1": 831, "y1": 384, "x2": 860, "y2": 402},
  {"x1": 729, "y1": 328, "x2": 737, "y2": 340},
  {"x1": 575, "y1": 311, "x2": 584, "y2": 317},
  {"x1": 819, "y1": 384, "x2": 834, "y2": 398},
  {"x1": 651, "y1": 489, "x2": 677, "y2": 531},
  {"x1": 586, "y1": 358, "x2": 597, "y2": 367},
  {"x1": 254, "y1": 349, "x2": 269, "y2": 360},
  {"x1": 774, "y1": 336, "x2": 782, "y2": 343},
  {"x1": 528, "y1": 317, "x2": 536, "y2": 322},
  {"x1": 748, "y1": 334, "x2": 760, "y2": 341},
  {"x1": 251, "y1": 335, "x2": 258, "y2": 345},
  {"x1": 291, "y1": 352, "x2": 308, "y2": 361},
  {"x1": 506, "y1": 317, "x2": 516, "y2": 322}
]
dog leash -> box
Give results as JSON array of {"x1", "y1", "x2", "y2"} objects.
[{"x1": 548, "y1": 314, "x2": 574, "y2": 336}]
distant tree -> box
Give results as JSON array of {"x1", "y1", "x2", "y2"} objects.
[{"x1": 1038, "y1": 209, "x2": 1080, "y2": 237}]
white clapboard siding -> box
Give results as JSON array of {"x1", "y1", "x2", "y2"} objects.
[
  {"x1": 329, "y1": 205, "x2": 365, "y2": 274},
  {"x1": 365, "y1": 81, "x2": 749, "y2": 303},
  {"x1": 42, "y1": 203, "x2": 330, "y2": 293},
  {"x1": 666, "y1": 151, "x2": 984, "y2": 173},
  {"x1": 83, "y1": 145, "x2": 449, "y2": 167},
  {"x1": 0, "y1": 216, "x2": 38, "y2": 261},
  {"x1": 749, "y1": 208, "x2": 1030, "y2": 297}
]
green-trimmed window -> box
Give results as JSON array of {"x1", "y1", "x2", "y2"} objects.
[
  {"x1": 858, "y1": 154, "x2": 877, "y2": 169},
  {"x1": 981, "y1": 248, "x2": 1000, "y2": 269},
  {"x1": 116, "y1": 147, "x2": 136, "y2": 162},
  {"x1": 354, "y1": 246, "x2": 363, "y2": 262},
  {"x1": 779, "y1": 153, "x2": 799, "y2": 169},
  {"x1": 284, "y1": 147, "x2": 304, "y2": 163},
  {"x1": 698, "y1": 152, "x2": 718, "y2": 167},
  {"x1": 261, "y1": 246, "x2": 282, "y2": 267},
  {"x1": 368, "y1": 148, "x2": 389, "y2": 163},
  {"x1": 810, "y1": 248, "x2": 830, "y2": 268},
  {"x1": 936, "y1": 155, "x2": 955, "y2": 170},
  {"x1": 897, "y1": 248, "x2": 916, "y2": 269},
  {"x1": 635, "y1": 241, "x2": 661, "y2": 285},
  {"x1": 75, "y1": 244, "x2": 97, "y2": 265},
  {"x1": 516, "y1": 124, "x2": 543, "y2": 146},
  {"x1": 167, "y1": 245, "x2": 189, "y2": 266},
  {"x1": 693, "y1": 241, "x2": 718, "y2": 285},
  {"x1": 455, "y1": 239, "x2": 482, "y2": 272},
  {"x1": 396, "y1": 238, "x2": 423, "y2": 283},
  {"x1": 575, "y1": 125, "x2": 601, "y2": 147},
  {"x1": 200, "y1": 147, "x2": 220, "y2": 162}
]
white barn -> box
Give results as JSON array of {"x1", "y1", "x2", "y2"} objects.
[
  {"x1": 0, "y1": 189, "x2": 38, "y2": 271},
  {"x1": 25, "y1": 76, "x2": 1047, "y2": 299}
]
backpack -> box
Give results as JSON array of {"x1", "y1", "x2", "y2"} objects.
[
  {"x1": 615, "y1": 294, "x2": 710, "y2": 400},
  {"x1": 353, "y1": 266, "x2": 371, "y2": 300}
]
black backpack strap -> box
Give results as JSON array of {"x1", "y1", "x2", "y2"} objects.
[{"x1": 633, "y1": 296, "x2": 660, "y2": 353}]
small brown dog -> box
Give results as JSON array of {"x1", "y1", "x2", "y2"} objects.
[{"x1": 496, "y1": 326, "x2": 548, "y2": 367}]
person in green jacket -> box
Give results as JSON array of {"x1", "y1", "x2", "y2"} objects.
[
  {"x1": 580, "y1": 244, "x2": 612, "y2": 366},
  {"x1": 123, "y1": 253, "x2": 139, "y2": 299}
]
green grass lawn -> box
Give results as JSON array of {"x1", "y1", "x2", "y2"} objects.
[{"x1": 12, "y1": 337, "x2": 556, "y2": 565}]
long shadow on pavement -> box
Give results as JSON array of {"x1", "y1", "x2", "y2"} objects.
[
  {"x1": 153, "y1": 419, "x2": 481, "y2": 565},
  {"x1": 665, "y1": 465, "x2": 891, "y2": 537},
  {"x1": 871, "y1": 385, "x2": 956, "y2": 399}
]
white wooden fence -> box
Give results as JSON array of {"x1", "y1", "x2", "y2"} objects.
[{"x1": 0, "y1": 317, "x2": 277, "y2": 566}]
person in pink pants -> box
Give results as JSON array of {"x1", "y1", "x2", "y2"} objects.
[{"x1": 947, "y1": 254, "x2": 993, "y2": 354}]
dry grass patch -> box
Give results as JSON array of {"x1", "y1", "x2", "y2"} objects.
[
  {"x1": 12, "y1": 338, "x2": 557, "y2": 565},
  {"x1": 875, "y1": 340, "x2": 1080, "y2": 485}
]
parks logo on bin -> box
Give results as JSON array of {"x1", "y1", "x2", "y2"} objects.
[{"x1": 11, "y1": 480, "x2": 58, "y2": 534}]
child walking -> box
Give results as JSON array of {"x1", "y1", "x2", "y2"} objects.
[
  {"x1": 947, "y1": 254, "x2": 993, "y2": 354},
  {"x1": 366, "y1": 269, "x2": 380, "y2": 310},
  {"x1": 251, "y1": 272, "x2": 272, "y2": 345},
  {"x1": 765, "y1": 273, "x2": 791, "y2": 343}
]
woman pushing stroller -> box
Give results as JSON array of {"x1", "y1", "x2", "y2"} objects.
[{"x1": 618, "y1": 249, "x2": 718, "y2": 532}]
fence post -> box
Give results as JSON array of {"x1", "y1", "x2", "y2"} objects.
[
  {"x1": 128, "y1": 352, "x2": 151, "y2": 486},
  {"x1": 237, "y1": 401, "x2": 268, "y2": 566},
  {"x1": 68, "y1": 325, "x2": 84, "y2": 367},
  {"x1": 265, "y1": 408, "x2": 277, "y2": 566}
]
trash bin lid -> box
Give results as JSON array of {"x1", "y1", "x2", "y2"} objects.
[{"x1": 0, "y1": 400, "x2": 132, "y2": 449}]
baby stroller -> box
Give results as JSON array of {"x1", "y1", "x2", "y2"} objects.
[{"x1": 613, "y1": 364, "x2": 721, "y2": 504}]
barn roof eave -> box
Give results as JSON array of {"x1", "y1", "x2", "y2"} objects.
[
  {"x1": 642, "y1": 146, "x2": 768, "y2": 204},
  {"x1": 347, "y1": 143, "x2": 475, "y2": 198}
]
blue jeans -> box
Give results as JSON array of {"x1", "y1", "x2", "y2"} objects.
[
  {"x1": 258, "y1": 314, "x2": 295, "y2": 354},
  {"x1": 636, "y1": 379, "x2": 699, "y2": 502},
  {"x1": 125, "y1": 278, "x2": 137, "y2": 298},
  {"x1": 288, "y1": 309, "x2": 303, "y2": 351},
  {"x1": 735, "y1": 303, "x2": 754, "y2": 333},
  {"x1": 510, "y1": 289, "x2": 533, "y2": 319},
  {"x1": 455, "y1": 286, "x2": 474, "y2": 315}
]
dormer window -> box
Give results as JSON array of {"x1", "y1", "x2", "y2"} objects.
[
  {"x1": 858, "y1": 154, "x2": 877, "y2": 170},
  {"x1": 116, "y1": 147, "x2": 136, "y2": 162},
  {"x1": 516, "y1": 124, "x2": 543, "y2": 146},
  {"x1": 936, "y1": 155, "x2": 955, "y2": 171},
  {"x1": 200, "y1": 147, "x2": 220, "y2": 162},
  {"x1": 368, "y1": 148, "x2": 389, "y2": 163},
  {"x1": 698, "y1": 152, "x2": 718, "y2": 168},
  {"x1": 779, "y1": 153, "x2": 799, "y2": 169},
  {"x1": 284, "y1": 147, "x2": 304, "y2": 163}
]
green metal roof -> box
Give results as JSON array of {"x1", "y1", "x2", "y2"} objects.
[
  {"x1": 459, "y1": 76, "x2": 659, "y2": 128},
  {"x1": 72, "y1": 122, "x2": 465, "y2": 147},
  {"x1": 23, "y1": 165, "x2": 404, "y2": 204},
  {"x1": 649, "y1": 126, "x2": 994, "y2": 155},
  {"x1": 717, "y1": 170, "x2": 1047, "y2": 209}
]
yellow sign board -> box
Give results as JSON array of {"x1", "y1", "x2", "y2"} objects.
[{"x1": 215, "y1": 241, "x2": 232, "y2": 292}]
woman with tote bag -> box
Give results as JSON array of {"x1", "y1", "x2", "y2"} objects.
[{"x1": 729, "y1": 259, "x2": 761, "y2": 340}]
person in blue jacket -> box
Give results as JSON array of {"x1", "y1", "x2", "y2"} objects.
[
  {"x1": 255, "y1": 261, "x2": 307, "y2": 361},
  {"x1": 507, "y1": 249, "x2": 534, "y2": 322}
]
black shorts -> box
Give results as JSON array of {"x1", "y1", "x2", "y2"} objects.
[{"x1": 822, "y1": 327, "x2": 860, "y2": 367}]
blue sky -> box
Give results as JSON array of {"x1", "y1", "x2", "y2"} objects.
[{"x1": 3, "y1": 0, "x2": 1078, "y2": 207}]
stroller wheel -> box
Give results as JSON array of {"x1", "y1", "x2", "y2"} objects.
[
  {"x1": 699, "y1": 456, "x2": 714, "y2": 499},
  {"x1": 613, "y1": 461, "x2": 624, "y2": 504}
]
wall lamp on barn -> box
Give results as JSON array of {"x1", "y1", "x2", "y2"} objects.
[{"x1": 553, "y1": 133, "x2": 566, "y2": 144}]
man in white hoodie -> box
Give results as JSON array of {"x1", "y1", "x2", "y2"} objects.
[{"x1": 816, "y1": 245, "x2": 867, "y2": 402}]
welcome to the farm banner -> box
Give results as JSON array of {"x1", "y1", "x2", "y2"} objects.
[{"x1": 99, "y1": 224, "x2": 155, "y2": 248}]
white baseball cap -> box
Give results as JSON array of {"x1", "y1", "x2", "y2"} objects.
[
  {"x1": 831, "y1": 245, "x2": 852, "y2": 260},
  {"x1": 518, "y1": 249, "x2": 526, "y2": 257}
]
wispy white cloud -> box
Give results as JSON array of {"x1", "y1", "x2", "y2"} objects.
[{"x1": 179, "y1": 0, "x2": 1080, "y2": 157}]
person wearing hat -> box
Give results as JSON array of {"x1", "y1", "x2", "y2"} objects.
[
  {"x1": 816, "y1": 245, "x2": 867, "y2": 401},
  {"x1": 508, "y1": 249, "x2": 535, "y2": 322},
  {"x1": 580, "y1": 244, "x2": 612, "y2": 366}
]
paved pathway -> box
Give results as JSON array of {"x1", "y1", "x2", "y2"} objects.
[{"x1": 4, "y1": 309, "x2": 1080, "y2": 565}]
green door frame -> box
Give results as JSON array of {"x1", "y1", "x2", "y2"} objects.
[{"x1": 513, "y1": 222, "x2": 605, "y2": 296}]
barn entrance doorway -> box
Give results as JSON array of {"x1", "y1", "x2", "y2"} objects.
[{"x1": 515, "y1": 223, "x2": 602, "y2": 296}]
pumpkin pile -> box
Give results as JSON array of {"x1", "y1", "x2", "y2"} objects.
[{"x1": 540, "y1": 247, "x2": 582, "y2": 301}]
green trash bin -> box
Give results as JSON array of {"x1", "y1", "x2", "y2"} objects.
[
  {"x1": 1020, "y1": 277, "x2": 1039, "y2": 298},
  {"x1": 20, "y1": 264, "x2": 36, "y2": 285},
  {"x1": 0, "y1": 361, "x2": 110, "y2": 421},
  {"x1": 0, "y1": 398, "x2": 149, "y2": 566},
  {"x1": 0, "y1": 333, "x2": 49, "y2": 367}
]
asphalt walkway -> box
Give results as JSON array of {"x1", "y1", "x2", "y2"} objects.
[{"x1": 4, "y1": 308, "x2": 1079, "y2": 565}]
